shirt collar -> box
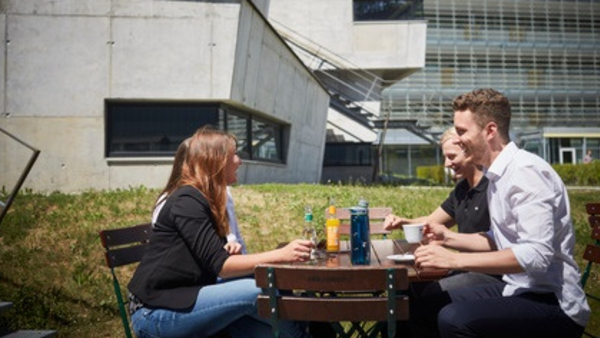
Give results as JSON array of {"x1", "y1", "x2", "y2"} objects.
[
  {"x1": 486, "y1": 141, "x2": 518, "y2": 181},
  {"x1": 472, "y1": 175, "x2": 488, "y2": 192}
]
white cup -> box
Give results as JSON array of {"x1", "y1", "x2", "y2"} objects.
[{"x1": 403, "y1": 223, "x2": 424, "y2": 243}]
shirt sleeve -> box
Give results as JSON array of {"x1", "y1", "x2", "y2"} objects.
[
  {"x1": 440, "y1": 185, "x2": 459, "y2": 219},
  {"x1": 505, "y1": 165, "x2": 556, "y2": 273}
]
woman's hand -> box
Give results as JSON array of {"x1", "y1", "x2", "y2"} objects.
[
  {"x1": 224, "y1": 241, "x2": 243, "y2": 255},
  {"x1": 279, "y1": 239, "x2": 314, "y2": 262}
]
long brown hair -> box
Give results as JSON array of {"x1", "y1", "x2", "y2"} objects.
[
  {"x1": 179, "y1": 126, "x2": 235, "y2": 237},
  {"x1": 155, "y1": 137, "x2": 190, "y2": 207}
]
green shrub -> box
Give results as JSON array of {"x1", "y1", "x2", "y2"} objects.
[
  {"x1": 416, "y1": 165, "x2": 447, "y2": 185},
  {"x1": 553, "y1": 162, "x2": 600, "y2": 186}
]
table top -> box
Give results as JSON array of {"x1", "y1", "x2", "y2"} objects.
[{"x1": 278, "y1": 239, "x2": 448, "y2": 282}]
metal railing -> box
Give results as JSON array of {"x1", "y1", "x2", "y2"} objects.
[{"x1": 0, "y1": 127, "x2": 40, "y2": 226}]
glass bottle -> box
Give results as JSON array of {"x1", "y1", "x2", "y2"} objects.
[
  {"x1": 325, "y1": 198, "x2": 340, "y2": 252},
  {"x1": 303, "y1": 206, "x2": 318, "y2": 260}
]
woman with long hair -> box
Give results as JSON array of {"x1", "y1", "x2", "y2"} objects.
[{"x1": 128, "y1": 126, "x2": 313, "y2": 338}]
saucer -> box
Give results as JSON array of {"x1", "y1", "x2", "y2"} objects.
[{"x1": 386, "y1": 254, "x2": 415, "y2": 263}]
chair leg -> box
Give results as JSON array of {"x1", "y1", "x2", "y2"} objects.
[{"x1": 111, "y1": 271, "x2": 133, "y2": 338}]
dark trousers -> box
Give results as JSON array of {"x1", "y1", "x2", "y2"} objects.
[{"x1": 410, "y1": 282, "x2": 584, "y2": 338}]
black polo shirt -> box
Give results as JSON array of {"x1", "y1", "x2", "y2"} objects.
[{"x1": 440, "y1": 176, "x2": 490, "y2": 234}]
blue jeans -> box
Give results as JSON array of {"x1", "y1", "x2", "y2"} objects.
[{"x1": 131, "y1": 278, "x2": 309, "y2": 338}]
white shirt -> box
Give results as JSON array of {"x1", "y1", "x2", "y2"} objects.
[
  {"x1": 486, "y1": 142, "x2": 590, "y2": 327},
  {"x1": 151, "y1": 193, "x2": 168, "y2": 225},
  {"x1": 226, "y1": 186, "x2": 247, "y2": 254},
  {"x1": 152, "y1": 188, "x2": 247, "y2": 254}
]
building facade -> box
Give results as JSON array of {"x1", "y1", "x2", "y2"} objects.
[
  {"x1": 0, "y1": 0, "x2": 330, "y2": 193},
  {"x1": 270, "y1": 0, "x2": 600, "y2": 179},
  {"x1": 267, "y1": 0, "x2": 430, "y2": 182},
  {"x1": 384, "y1": 0, "x2": 600, "y2": 171}
]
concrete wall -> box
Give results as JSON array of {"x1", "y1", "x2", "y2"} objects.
[
  {"x1": 267, "y1": 0, "x2": 427, "y2": 72},
  {"x1": 0, "y1": 0, "x2": 329, "y2": 193}
]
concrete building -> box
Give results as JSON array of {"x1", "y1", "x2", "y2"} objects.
[
  {"x1": 5, "y1": 0, "x2": 592, "y2": 191},
  {"x1": 268, "y1": 0, "x2": 600, "y2": 180},
  {"x1": 0, "y1": 0, "x2": 330, "y2": 193},
  {"x1": 385, "y1": 0, "x2": 600, "y2": 169},
  {"x1": 267, "y1": 0, "x2": 430, "y2": 182}
]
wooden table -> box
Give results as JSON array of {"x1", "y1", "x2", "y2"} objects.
[
  {"x1": 318, "y1": 239, "x2": 447, "y2": 282},
  {"x1": 255, "y1": 239, "x2": 448, "y2": 338}
]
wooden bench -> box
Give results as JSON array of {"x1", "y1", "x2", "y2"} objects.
[{"x1": 255, "y1": 264, "x2": 409, "y2": 338}]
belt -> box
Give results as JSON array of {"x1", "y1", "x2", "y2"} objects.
[{"x1": 128, "y1": 292, "x2": 144, "y2": 315}]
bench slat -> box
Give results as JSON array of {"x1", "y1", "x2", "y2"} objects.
[
  {"x1": 257, "y1": 295, "x2": 409, "y2": 322},
  {"x1": 255, "y1": 265, "x2": 408, "y2": 291},
  {"x1": 586, "y1": 203, "x2": 600, "y2": 216},
  {"x1": 583, "y1": 244, "x2": 600, "y2": 264}
]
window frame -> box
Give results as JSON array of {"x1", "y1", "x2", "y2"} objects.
[{"x1": 105, "y1": 100, "x2": 287, "y2": 164}]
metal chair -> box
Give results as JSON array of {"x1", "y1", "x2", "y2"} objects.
[
  {"x1": 255, "y1": 264, "x2": 409, "y2": 338},
  {"x1": 580, "y1": 203, "x2": 600, "y2": 338},
  {"x1": 99, "y1": 223, "x2": 152, "y2": 338}
]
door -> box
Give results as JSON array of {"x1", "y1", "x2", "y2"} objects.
[{"x1": 560, "y1": 147, "x2": 576, "y2": 164}]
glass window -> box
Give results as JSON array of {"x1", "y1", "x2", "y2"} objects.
[
  {"x1": 324, "y1": 143, "x2": 373, "y2": 166},
  {"x1": 106, "y1": 102, "x2": 220, "y2": 157},
  {"x1": 251, "y1": 118, "x2": 282, "y2": 162},
  {"x1": 227, "y1": 112, "x2": 251, "y2": 160},
  {"x1": 105, "y1": 101, "x2": 285, "y2": 163},
  {"x1": 353, "y1": 0, "x2": 424, "y2": 21}
]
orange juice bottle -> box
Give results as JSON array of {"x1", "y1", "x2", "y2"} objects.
[{"x1": 326, "y1": 199, "x2": 340, "y2": 252}]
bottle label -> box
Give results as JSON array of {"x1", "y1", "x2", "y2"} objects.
[{"x1": 326, "y1": 219, "x2": 340, "y2": 252}]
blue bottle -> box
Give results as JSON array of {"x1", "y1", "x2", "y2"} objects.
[{"x1": 350, "y1": 198, "x2": 370, "y2": 265}]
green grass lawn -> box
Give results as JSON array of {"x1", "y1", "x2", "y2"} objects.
[{"x1": 0, "y1": 184, "x2": 599, "y2": 337}]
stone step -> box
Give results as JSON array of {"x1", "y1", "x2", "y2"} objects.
[
  {"x1": 0, "y1": 301, "x2": 57, "y2": 338},
  {"x1": 1, "y1": 331, "x2": 57, "y2": 338},
  {"x1": 0, "y1": 302, "x2": 12, "y2": 313}
]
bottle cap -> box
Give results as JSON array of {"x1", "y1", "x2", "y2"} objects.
[{"x1": 358, "y1": 197, "x2": 368, "y2": 208}]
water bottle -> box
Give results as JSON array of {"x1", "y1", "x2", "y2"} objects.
[
  {"x1": 350, "y1": 198, "x2": 370, "y2": 265},
  {"x1": 303, "y1": 206, "x2": 318, "y2": 260}
]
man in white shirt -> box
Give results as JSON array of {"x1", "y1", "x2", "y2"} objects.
[{"x1": 411, "y1": 88, "x2": 590, "y2": 338}]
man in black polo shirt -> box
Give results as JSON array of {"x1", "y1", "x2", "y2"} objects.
[{"x1": 384, "y1": 127, "x2": 501, "y2": 292}]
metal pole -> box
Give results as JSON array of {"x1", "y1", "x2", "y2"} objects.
[{"x1": 0, "y1": 127, "x2": 41, "y2": 226}]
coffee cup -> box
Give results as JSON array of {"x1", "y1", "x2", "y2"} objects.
[{"x1": 403, "y1": 223, "x2": 424, "y2": 243}]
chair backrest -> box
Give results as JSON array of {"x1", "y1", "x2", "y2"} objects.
[
  {"x1": 580, "y1": 203, "x2": 600, "y2": 338},
  {"x1": 327, "y1": 207, "x2": 392, "y2": 237},
  {"x1": 99, "y1": 223, "x2": 152, "y2": 338},
  {"x1": 255, "y1": 264, "x2": 408, "y2": 338},
  {"x1": 582, "y1": 203, "x2": 600, "y2": 287}
]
